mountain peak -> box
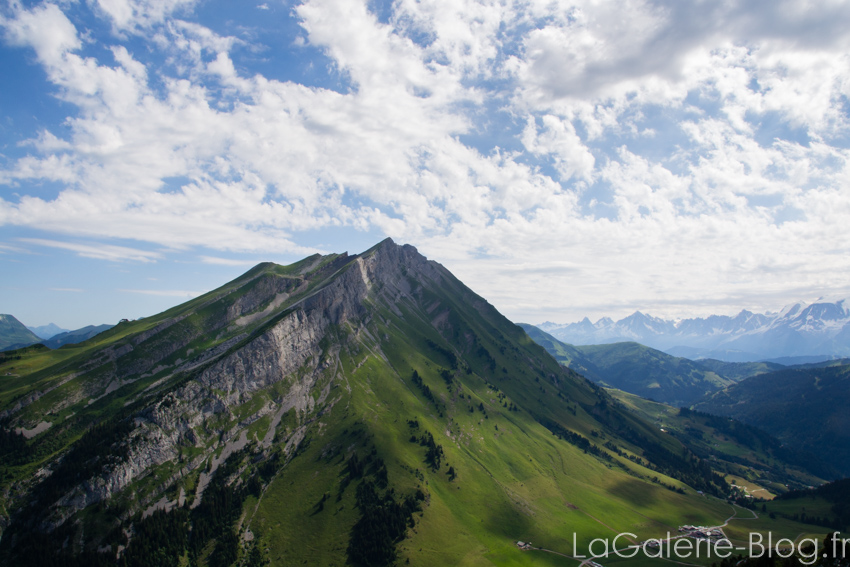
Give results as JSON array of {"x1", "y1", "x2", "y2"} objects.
[
  {"x1": 361, "y1": 236, "x2": 398, "y2": 255},
  {"x1": 26, "y1": 323, "x2": 69, "y2": 340},
  {"x1": 778, "y1": 300, "x2": 808, "y2": 319}
]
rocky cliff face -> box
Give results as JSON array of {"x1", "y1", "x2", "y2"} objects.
[{"x1": 33, "y1": 239, "x2": 449, "y2": 528}]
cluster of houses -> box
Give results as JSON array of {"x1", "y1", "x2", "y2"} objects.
[
  {"x1": 515, "y1": 541, "x2": 533, "y2": 550},
  {"x1": 678, "y1": 525, "x2": 726, "y2": 541},
  {"x1": 637, "y1": 526, "x2": 730, "y2": 550}
]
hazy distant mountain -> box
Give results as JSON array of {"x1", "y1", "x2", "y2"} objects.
[
  {"x1": 41, "y1": 324, "x2": 113, "y2": 348},
  {"x1": 0, "y1": 314, "x2": 41, "y2": 352},
  {"x1": 540, "y1": 297, "x2": 850, "y2": 361},
  {"x1": 26, "y1": 323, "x2": 70, "y2": 340}
]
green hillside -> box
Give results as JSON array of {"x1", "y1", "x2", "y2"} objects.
[
  {"x1": 607, "y1": 389, "x2": 828, "y2": 492},
  {"x1": 694, "y1": 359, "x2": 785, "y2": 382},
  {"x1": 695, "y1": 363, "x2": 850, "y2": 478},
  {"x1": 521, "y1": 325, "x2": 733, "y2": 406},
  {"x1": 767, "y1": 478, "x2": 850, "y2": 532},
  {"x1": 0, "y1": 314, "x2": 41, "y2": 352},
  {"x1": 0, "y1": 241, "x2": 831, "y2": 566}
]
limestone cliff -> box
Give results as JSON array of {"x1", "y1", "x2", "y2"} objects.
[{"x1": 33, "y1": 239, "x2": 449, "y2": 527}]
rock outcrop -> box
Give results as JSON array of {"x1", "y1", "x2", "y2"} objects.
[{"x1": 43, "y1": 239, "x2": 448, "y2": 525}]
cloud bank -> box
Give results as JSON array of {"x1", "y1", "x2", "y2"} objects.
[{"x1": 1, "y1": 0, "x2": 849, "y2": 322}]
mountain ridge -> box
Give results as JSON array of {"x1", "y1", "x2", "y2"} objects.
[
  {"x1": 39, "y1": 324, "x2": 114, "y2": 349},
  {"x1": 520, "y1": 324, "x2": 737, "y2": 407}
]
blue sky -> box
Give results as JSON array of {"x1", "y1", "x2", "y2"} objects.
[{"x1": 2, "y1": 0, "x2": 850, "y2": 329}]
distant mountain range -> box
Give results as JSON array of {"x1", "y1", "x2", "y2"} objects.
[
  {"x1": 539, "y1": 297, "x2": 850, "y2": 361},
  {"x1": 40, "y1": 325, "x2": 114, "y2": 349},
  {"x1": 1, "y1": 315, "x2": 113, "y2": 352}
]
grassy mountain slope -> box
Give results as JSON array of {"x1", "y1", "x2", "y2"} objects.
[
  {"x1": 607, "y1": 389, "x2": 829, "y2": 492},
  {"x1": 694, "y1": 359, "x2": 786, "y2": 382},
  {"x1": 787, "y1": 357, "x2": 850, "y2": 370},
  {"x1": 521, "y1": 325, "x2": 733, "y2": 406},
  {"x1": 695, "y1": 363, "x2": 850, "y2": 478},
  {"x1": 768, "y1": 478, "x2": 850, "y2": 531},
  {"x1": 0, "y1": 241, "x2": 826, "y2": 566},
  {"x1": 0, "y1": 314, "x2": 41, "y2": 352}
]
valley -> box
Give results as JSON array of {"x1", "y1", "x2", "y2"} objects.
[
  {"x1": 524, "y1": 324, "x2": 850, "y2": 480},
  {"x1": 695, "y1": 364, "x2": 850, "y2": 477}
]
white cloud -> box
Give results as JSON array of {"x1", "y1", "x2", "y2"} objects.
[
  {"x1": 95, "y1": 0, "x2": 198, "y2": 31},
  {"x1": 0, "y1": 242, "x2": 30, "y2": 254},
  {"x1": 510, "y1": 0, "x2": 671, "y2": 102},
  {"x1": 391, "y1": 0, "x2": 508, "y2": 80},
  {"x1": 200, "y1": 256, "x2": 263, "y2": 266},
  {"x1": 1, "y1": 2, "x2": 80, "y2": 66},
  {"x1": 18, "y1": 238, "x2": 163, "y2": 263},
  {"x1": 119, "y1": 288, "x2": 203, "y2": 297},
  {"x1": 1, "y1": 0, "x2": 850, "y2": 322},
  {"x1": 522, "y1": 115, "x2": 596, "y2": 182}
]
